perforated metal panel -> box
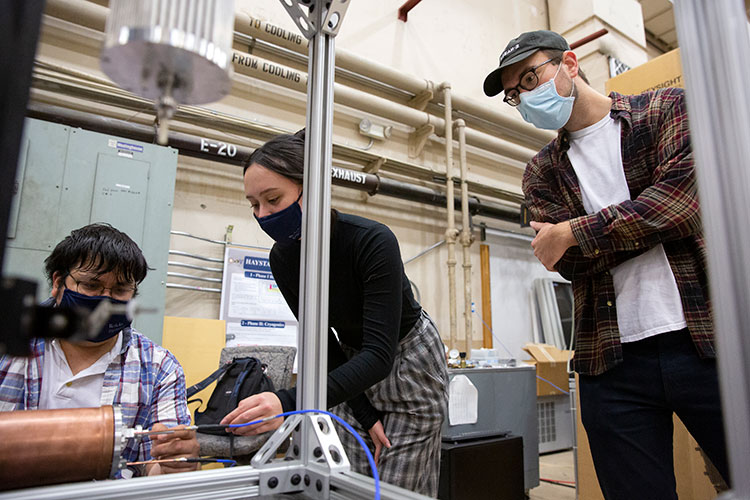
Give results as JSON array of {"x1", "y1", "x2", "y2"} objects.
[
  {"x1": 537, "y1": 394, "x2": 574, "y2": 453},
  {"x1": 537, "y1": 400, "x2": 557, "y2": 444},
  {"x1": 4, "y1": 118, "x2": 178, "y2": 343}
]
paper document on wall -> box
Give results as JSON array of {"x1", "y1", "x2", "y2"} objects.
[
  {"x1": 448, "y1": 374, "x2": 478, "y2": 425},
  {"x1": 220, "y1": 246, "x2": 298, "y2": 371}
]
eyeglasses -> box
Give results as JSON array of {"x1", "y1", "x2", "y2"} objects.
[
  {"x1": 503, "y1": 57, "x2": 558, "y2": 107},
  {"x1": 66, "y1": 274, "x2": 137, "y2": 300}
]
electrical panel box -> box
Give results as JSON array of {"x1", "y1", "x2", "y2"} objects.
[{"x1": 4, "y1": 118, "x2": 178, "y2": 344}]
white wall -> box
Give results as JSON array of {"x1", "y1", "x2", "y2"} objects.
[{"x1": 487, "y1": 232, "x2": 559, "y2": 360}]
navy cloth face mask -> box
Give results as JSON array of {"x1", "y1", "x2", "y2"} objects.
[
  {"x1": 254, "y1": 192, "x2": 303, "y2": 246},
  {"x1": 58, "y1": 288, "x2": 131, "y2": 342}
]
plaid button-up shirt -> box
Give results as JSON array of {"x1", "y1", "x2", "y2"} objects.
[
  {"x1": 522, "y1": 88, "x2": 714, "y2": 375},
  {"x1": 0, "y1": 327, "x2": 190, "y2": 477}
]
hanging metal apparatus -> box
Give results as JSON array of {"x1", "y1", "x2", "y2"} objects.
[
  {"x1": 0, "y1": 2, "x2": 430, "y2": 499},
  {"x1": 101, "y1": 0, "x2": 236, "y2": 145}
]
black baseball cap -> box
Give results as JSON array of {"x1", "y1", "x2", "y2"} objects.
[{"x1": 483, "y1": 30, "x2": 570, "y2": 97}]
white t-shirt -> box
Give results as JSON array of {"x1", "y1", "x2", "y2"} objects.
[
  {"x1": 39, "y1": 333, "x2": 123, "y2": 409},
  {"x1": 567, "y1": 114, "x2": 687, "y2": 342}
]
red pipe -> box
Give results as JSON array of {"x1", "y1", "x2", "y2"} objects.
[
  {"x1": 570, "y1": 28, "x2": 609, "y2": 50},
  {"x1": 398, "y1": 0, "x2": 424, "y2": 22}
]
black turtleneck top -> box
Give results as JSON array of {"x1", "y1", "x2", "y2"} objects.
[{"x1": 270, "y1": 212, "x2": 421, "y2": 429}]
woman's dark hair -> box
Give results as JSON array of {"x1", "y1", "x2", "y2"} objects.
[
  {"x1": 243, "y1": 129, "x2": 306, "y2": 184},
  {"x1": 44, "y1": 223, "x2": 150, "y2": 287},
  {"x1": 542, "y1": 49, "x2": 590, "y2": 85}
]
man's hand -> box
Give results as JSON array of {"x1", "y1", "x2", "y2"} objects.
[
  {"x1": 220, "y1": 392, "x2": 283, "y2": 436},
  {"x1": 368, "y1": 420, "x2": 391, "y2": 466},
  {"x1": 147, "y1": 423, "x2": 200, "y2": 474},
  {"x1": 530, "y1": 221, "x2": 577, "y2": 271}
]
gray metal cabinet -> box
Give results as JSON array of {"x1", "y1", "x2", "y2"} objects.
[
  {"x1": 442, "y1": 365, "x2": 539, "y2": 490},
  {"x1": 4, "y1": 118, "x2": 178, "y2": 344}
]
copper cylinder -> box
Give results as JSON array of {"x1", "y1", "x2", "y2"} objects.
[{"x1": 0, "y1": 406, "x2": 116, "y2": 490}]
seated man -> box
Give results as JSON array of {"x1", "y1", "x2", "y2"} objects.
[{"x1": 0, "y1": 223, "x2": 198, "y2": 478}]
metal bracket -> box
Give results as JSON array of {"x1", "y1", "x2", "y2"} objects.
[
  {"x1": 408, "y1": 123, "x2": 434, "y2": 158},
  {"x1": 364, "y1": 156, "x2": 386, "y2": 175},
  {"x1": 277, "y1": 0, "x2": 350, "y2": 39},
  {"x1": 251, "y1": 413, "x2": 351, "y2": 497},
  {"x1": 407, "y1": 83, "x2": 434, "y2": 111},
  {"x1": 321, "y1": 0, "x2": 351, "y2": 36},
  {"x1": 277, "y1": 0, "x2": 315, "y2": 39},
  {"x1": 361, "y1": 157, "x2": 385, "y2": 201}
]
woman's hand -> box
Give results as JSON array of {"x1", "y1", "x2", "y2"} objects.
[
  {"x1": 220, "y1": 392, "x2": 284, "y2": 436},
  {"x1": 368, "y1": 420, "x2": 392, "y2": 465}
]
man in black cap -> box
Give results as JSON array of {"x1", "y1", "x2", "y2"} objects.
[{"x1": 484, "y1": 30, "x2": 729, "y2": 499}]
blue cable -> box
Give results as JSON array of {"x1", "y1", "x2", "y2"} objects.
[
  {"x1": 228, "y1": 409, "x2": 380, "y2": 500},
  {"x1": 472, "y1": 309, "x2": 516, "y2": 358},
  {"x1": 214, "y1": 458, "x2": 238, "y2": 467},
  {"x1": 535, "y1": 374, "x2": 570, "y2": 395}
]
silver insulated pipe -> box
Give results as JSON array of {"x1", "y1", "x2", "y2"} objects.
[{"x1": 100, "y1": 0, "x2": 235, "y2": 144}]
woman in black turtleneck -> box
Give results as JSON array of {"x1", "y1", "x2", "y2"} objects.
[{"x1": 220, "y1": 130, "x2": 448, "y2": 497}]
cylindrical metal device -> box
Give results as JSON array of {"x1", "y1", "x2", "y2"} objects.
[
  {"x1": 0, "y1": 406, "x2": 124, "y2": 490},
  {"x1": 101, "y1": 0, "x2": 235, "y2": 143}
]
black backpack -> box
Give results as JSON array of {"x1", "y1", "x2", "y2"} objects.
[{"x1": 186, "y1": 357, "x2": 275, "y2": 435}]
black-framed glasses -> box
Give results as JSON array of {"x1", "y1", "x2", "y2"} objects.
[
  {"x1": 66, "y1": 274, "x2": 137, "y2": 300},
  {"x1": 503, "y1": 57, "x2": 558, "y2": 107}
]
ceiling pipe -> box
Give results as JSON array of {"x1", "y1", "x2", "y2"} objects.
[
  {"x1": 398, "y1": 0, "x2": 424, "y2": 22},
  {"x1": 31, "y1": 59, "x2": 526, "y2": 205},
  {"x1": 50, "y1": 0, "x2": 554, "y2": 150},
  {"x1": 231, "y1": 11, "x2": 555, "y2": 147},
  {"x1": 231, "y1": 51, "x2": 538, "y2": 163},
  {"x1": 456, "y1": 118, "x2": 474, "y2": 355},
  {"x1": 27, "y1": 102, "x2": 520, "y2": 223},
  {"x1": 43, "y1": 0, "x2": 540, "y2": 165},
  {"x1": 440, "y1": 82, "x2": 459, "y2": 350},
  {"x1": 569, "y1": 28, "x2": 609, "y2": 50}
]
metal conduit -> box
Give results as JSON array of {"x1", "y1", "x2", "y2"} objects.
[
  {"x1": 166, "y1": 283, "x2": 221, "y2": 293},
  {"x1": 170, "y1": 230, "x2": 270, "y2": 250},
  {"x1": 403, "y1": 239, "x2": 446, "y2": 265},
  {"x1": 167, "y1": 261, "x2": 223, "y2": 273},
  {"x1": 168, "y1": 250, "x2": 223, "y2": 263},
  {"x1": 441, "y1": 82, "x2": 458, "y2": 349},
  {"x1": 27, "y1": 102, "x2": 520, "y2": 223},
  {"x1": 170, "y1": 230, "x2": 231, "y2": 246},
  {"x1": 45, "y1": 0, "x2": 544, "y2": 161},
  {"x1": 167, "y1": 272, "x2": 223, "y2": 283},
  {"x1": 456, "y1": 119, "x2": 473, "y2": 354}
]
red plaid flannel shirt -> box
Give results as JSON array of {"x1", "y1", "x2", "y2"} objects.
[{"x1": 522, "y1": 88, "x2": 715, "y2": 375}]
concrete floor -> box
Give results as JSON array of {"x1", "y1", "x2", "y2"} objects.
[{"x1": 528, "y1": 450, "x2": 576, "y2": 500}]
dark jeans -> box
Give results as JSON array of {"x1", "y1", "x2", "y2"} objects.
[{"x1": 579, "y1": 329, "x2": 729, "y2": 500}]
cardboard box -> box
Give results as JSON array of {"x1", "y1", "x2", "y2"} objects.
[
  {"x1": 575, "y1": 374, "x2": 727, "y2": 500},
  {"x1": 522, "y1": 343, "x2": 573, "y2": 397},
  {"x1": 605, "y1": 48, "x2": 683, "y2": 95}
]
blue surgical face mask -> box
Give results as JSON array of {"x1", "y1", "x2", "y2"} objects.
[
  {"x1": 254, "y1": 191, "x2": 303, "y2": 246},
  {"x1": 58, "y1": 288, "x2": 131, "y2": 342},
  {"x1": 518, "y1": 64, "x2": 575, "y2": 130}
]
